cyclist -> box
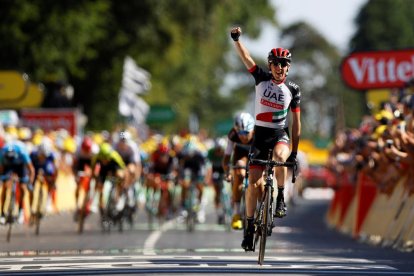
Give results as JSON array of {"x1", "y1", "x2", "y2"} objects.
[
  {"x1": 222, "y1": 112, "x2": 254, "y2": 230},
  {"x1": 0, "y1": 141, "x2": 35, "y2": 224},
  {"x1": 230, "y1": 27, "x2": 301, "y2": 250},
  {"x1": 92, "y1": 142, "x2": 126, "y2": 219},
  {"x1": 145, "y1": 141, "x2": 177, "y2": 218},
  {"x1": 113, "y1": 130, "x2": 142, "y2": 222},
  {"x1": 73, "y1": 135, "x2": 95, "y2": 220},
  {"x1": 29, "y1": 138, "x2": 59, "y2": 215},
  {"x1": 207, "y1": 138, "x2": 227, "y2": 224},
  {"x1": 178, "y1": 138, "x2": 207, "y2": 223}
]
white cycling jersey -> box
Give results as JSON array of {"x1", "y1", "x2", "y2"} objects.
[{"x1": 249, "y1": 65, "x2": 301, "y2": 129}]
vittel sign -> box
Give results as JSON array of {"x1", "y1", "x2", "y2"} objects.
[{"x1": 341, "y1": 49, "x2": 414, "y2": 90}]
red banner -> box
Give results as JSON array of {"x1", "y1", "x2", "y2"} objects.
[
  {"x1": 341, "y1": 49, "x2": 414, "y2": 90},
  {"x1": 20, "y1": 108, "x2": 80, "y2": 136}
]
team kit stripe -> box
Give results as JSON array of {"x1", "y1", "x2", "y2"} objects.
[{"x1": 256, "y1": 110, "x2": 288, "y2": 123}]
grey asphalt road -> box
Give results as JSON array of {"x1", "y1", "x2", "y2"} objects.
[{"x1": 0, "y1": 188, "x2": 413, "y2": 275}]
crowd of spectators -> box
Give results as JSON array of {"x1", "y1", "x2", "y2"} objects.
[{"x1": 327, "y1": 87, "x2": 414, "y2": 195}]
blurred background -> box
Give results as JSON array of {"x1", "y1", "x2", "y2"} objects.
[
  {"x1": 1, "y1": 0, "x2": 414, "y2": 266},
  {"x1": 1, "y1": 0, "x2": 389, "y2": 137}
]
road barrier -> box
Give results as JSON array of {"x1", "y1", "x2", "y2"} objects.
[{"x1": 326, "y1": 171, "x2": 414, "y2": 252}]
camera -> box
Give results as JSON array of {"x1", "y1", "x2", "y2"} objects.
[{"x1": 386, "y1": 139, "x2": 393, "y2": 148}]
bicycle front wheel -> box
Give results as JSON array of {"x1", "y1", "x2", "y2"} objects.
[{"x1": 258, "y1": 185, "x2": 272, "y2": 265}]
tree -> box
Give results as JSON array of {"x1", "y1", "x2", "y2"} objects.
[
  {"x1": 0, "y1": 0, "x2": 276, "y2": 133},
  {"x1": 277, "y1": 22, "x2": 362, "y2": 140},
  {"x1": 350, "y1": 0, "x2": 414, "y2": 52}
]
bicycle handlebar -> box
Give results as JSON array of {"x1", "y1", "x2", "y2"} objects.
[
  {"x1": 249, "y1": 159, "x2": 295, "y2": 167},
  {"x1": 249, "y1": 159, "x2": 298, "y2": 184}
]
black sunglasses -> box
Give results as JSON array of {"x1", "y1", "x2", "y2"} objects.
[
  {"x1": 270, "y1": 58, "x2": 289, "y2": 67},
  {"x1": 237, "y1": 130, "x2": 250, "y2": 136}
]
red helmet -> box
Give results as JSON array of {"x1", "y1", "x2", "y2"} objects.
[
  {"x1": 157, "y1": 143, "x2": 169, "y2": 154},
  {"x1": 81, "y1": 136, "x2": 93, "y2": 153},
  {"x1": 268, "y1": 47, "x2": 291, "y2": 63}
]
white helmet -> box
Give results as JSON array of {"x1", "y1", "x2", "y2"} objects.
[
  {"x1": 234, "y1": 112, "x2": 255, "y2": 132},
  {"x1": 119, "y1": 130, "x2": 131, "y2": 141},
  {"x1": 38, "y1": 137, "x2": 53, "y2": 156}
]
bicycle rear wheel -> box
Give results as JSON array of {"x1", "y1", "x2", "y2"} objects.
[{"x1": 258, "y1": 186, "x2": 272, "y2": 265}]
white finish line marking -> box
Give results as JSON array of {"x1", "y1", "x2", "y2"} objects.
[{"x1": 143, "y1": 219, "x2": 176, "y2": 255}]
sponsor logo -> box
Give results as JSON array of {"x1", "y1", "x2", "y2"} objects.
[{"x1": 341, "y1": 49, "x2": 414, "y2": 89}]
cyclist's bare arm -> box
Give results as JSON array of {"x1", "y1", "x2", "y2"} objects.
[
  {"x1": 27, "y1": 162, "x2": 35, "y2": 185},
  {"x1": 290, "y1": 111, "x2": 301, "y2": 154},
  {"x1": 231, "y1": 27, "x2": 256, "y2": 70}
]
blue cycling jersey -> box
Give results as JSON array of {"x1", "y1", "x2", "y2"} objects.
[
  {"x1": 0, "y1": 142, "x2": 31, "y2": 166},
  {"x1": 30, "y1": 151, "x2": 56, "y2": 176},
  {"x1": 0, "y1": 142, "x2": 31, "y2": 183}
]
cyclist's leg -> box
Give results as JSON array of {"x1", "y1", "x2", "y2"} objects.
[
  {"x1": 126, "y1": 164, "x2": 138, "y2": 211},
  {"x1": 231, "y1": 158, "x2": 247, "y2": 229},
  {"x1": 273, "y1": 142, "x2": 290, "y2": 218},
  {"x1": 45, "y1": 174, "x2": 57, "y2": 213},
  {"x1": 211, "y1": 175, "x2": 223, "y2": 224},
  {"x1": 95, "y1": 175, "x2": 105, "y2": 216},
  {"x1": 179, "y1": 171, "x2": 191, "y2": 214},
  {"x1": 19, "y1": 174, "x2": 32, "y2": 224},
  {"x1": 0, "y1": 177, "x2": 8, "y2": 222},
  {"x1": 196, "y1": 177, "x2": 206, "y2": 223},
  {"x1": 242, "y1": 166, "x2": 264, "y2": 249}
]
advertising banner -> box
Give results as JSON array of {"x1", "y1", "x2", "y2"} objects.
[
  {"x1": 20, "y1": 108, "x2": 80, "y2": 136},
  {"x1": 341, "y1": 49, "x2": 414, "y2": 90}
]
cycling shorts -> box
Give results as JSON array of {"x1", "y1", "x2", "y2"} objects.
[{"x1": 250, "y1": 126, "x2": 290, "y2": 161}]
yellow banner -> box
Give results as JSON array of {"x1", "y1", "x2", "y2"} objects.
[{"x1": 0, "y1": 71, "x2": 28, "y2": 101}]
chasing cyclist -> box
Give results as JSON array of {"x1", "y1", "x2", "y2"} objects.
[
  {"x1": 113, "y1": 130, "x2": 142, "y2": 222},
  {"x1": 230, "y1": 26, "x2": 301, "y2": 251},
  {"x1": 0, "y1": 141, "x2": 35, "y2": 224},
  {"x1": 222, "y1": 112, "x2": 255, "y2": 230},
  {"x1": 72, "y1": 135, "x2": 96, "y2": 221},
  {"x1": 30, "y1": 138, "x2": 59, "y2": 215},
  {"x1": 92, "y1": 142, "x2": 126, "y2": 220},
  {"x1": 207, "y1": 138, "x2": 227, "y2": 225},
  {"x1": 178, "y1": 138, "x2": 208, "y2": 223}
]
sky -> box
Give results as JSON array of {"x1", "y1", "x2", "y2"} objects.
[{"x1": 245, "y1": 0, "x2": 369, "y2": 55}]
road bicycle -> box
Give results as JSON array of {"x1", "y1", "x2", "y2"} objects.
[
  {"x1": 144, "y1": 173, "x2": 176, "y2": 228},
  {"x1": 213, "y1": 170, "x2": 232, "y2": 231},
  {"x1": 1, "y1": 173, "x2": 21, "y2": 242},
  {"x1": 248, "y1": 149, "x2": 297, "y2": 265},
  {"x1": 101, "y1": 176, "x2": 126, "y2": 233},
  {"x1": 31, "y1": 169, "x2": 49, "y2": 235},
  {"x1": 75, "y1": 167, "x2": 94, "y2": 234},
  {"x1": 182, "y1": 169, "x2": 200, "y2": 232}
]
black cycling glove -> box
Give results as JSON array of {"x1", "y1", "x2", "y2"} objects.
[
  {"x1": 230, "y1": 31, "x2": 240, "y2": 41},
  {"x1": 287, "y1": 151, "x2": 297, "y2": 164}
]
